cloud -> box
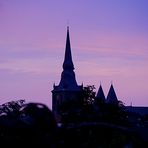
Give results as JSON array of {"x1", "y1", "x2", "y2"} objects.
[
  {"x1": 0, "y1": 56, "x2": 59, "y2": 75},
  {"x1": 74, "y1": 31, "x2": 148, "y2": 60}
]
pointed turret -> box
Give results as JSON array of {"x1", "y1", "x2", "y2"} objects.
[
  {"x1": 96, "y1": 85, "x2": 105, "y2": 103},
  {"x1": 106, "y1": 84, "x2": 118, "y2": 104}
]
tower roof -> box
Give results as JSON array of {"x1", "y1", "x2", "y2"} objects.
[
  {"x1": 54, "y1": 27, "x2": 81, "y2": 91},
  {"x1": 96, "y1": 85, "x2": 105, "y2": 102},
  {"x1": 106, "y1": 84, "x2": 118, "y2": 104},
  {"x1": 63, "y1": 27, "x2": 74, "y2": 70}
]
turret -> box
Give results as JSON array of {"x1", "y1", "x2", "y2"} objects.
[
  {"x1": 95, "y1": 84, "x2": 106, "y2": 103},
  {"x1": 106, "y1": 84, "x2": 118, "y2": 104}
]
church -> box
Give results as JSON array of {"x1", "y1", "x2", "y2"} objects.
[
  {"x1": 52, "y1": 27, "x2": 148, "y2": 124},
  {"x1": 52, "y1": 27, "x2": 119, "y2": 121}
]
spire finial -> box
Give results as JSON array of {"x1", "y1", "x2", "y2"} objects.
[
  {"x1": 67, "y1": 19, "x2": 69, "y2": 30},
  {"x1": 100, "y1": 81, "x2": 102, "y2": 85},
  {"x1": 67, "y1": 25, "x2": 69, "y2": 31}
]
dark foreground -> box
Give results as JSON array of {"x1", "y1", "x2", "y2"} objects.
[{"x1": 0, "y1": 102, "x2": 148, "y2": 148}]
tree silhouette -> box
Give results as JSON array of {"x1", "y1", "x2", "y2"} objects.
[
  {"x1": 83, "y1": 85, "x2": 96, "y2": 105},
  {"x1": 0, "y1": 102, "x2": 57, "y2": 147},
  {"x1": 0, "y1": 100, "x2": 25, "y2": 116}
]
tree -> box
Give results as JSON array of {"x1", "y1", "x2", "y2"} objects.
[
  {"x1": 0, "y1": 99, "x2": 25, "y2": 116},
  {"x1": 83, "y1": 85, "x2": 96, "y2": 105}
]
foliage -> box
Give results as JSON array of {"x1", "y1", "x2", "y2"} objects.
[
  {"x1": 0, "y1": 102, "x2": 57, "y2": 147},
  {"x1": 0, "y1": 99, "x2": 147, "y2": 147},
  {"x1": 0, "y1": 99, "x2": 25, "y2": 116},
  {"x1": 83, "y1": 85, "x2": 96, "y2": 105},
  {"x1": 57, "y1": 123, "x2": 145, "y2": 148}
]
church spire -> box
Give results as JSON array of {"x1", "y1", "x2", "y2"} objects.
[
  {"x1": 54, "y1": 27, "x2": 81, "y2": 90},
  {"x1": 63, "y1": 27, "x2": 74, "y2": 70}
]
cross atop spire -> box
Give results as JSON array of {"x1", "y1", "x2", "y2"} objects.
[{"x1": 63, "y1": 27, "x2": 74, "y2": 70}]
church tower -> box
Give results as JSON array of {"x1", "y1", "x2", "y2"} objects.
[{"x1": 52, "y1": 27, "x2": 83, "y2": 121}]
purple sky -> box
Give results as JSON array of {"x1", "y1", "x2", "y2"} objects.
[{"x1": 0, "y1": 0, "x2": 148, "y2": 109}]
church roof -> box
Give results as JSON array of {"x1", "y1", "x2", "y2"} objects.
[
  {"x1": 106, "y1": 84, "x2": 118, "y2": 104},
  {"x1": 96, "y1": 85, "x2": 105, "y2": 102},
  {"x1": 126, "y1": 106, "x2": 148, "y2": 116}
]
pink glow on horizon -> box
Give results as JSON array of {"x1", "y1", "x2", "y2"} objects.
[{"x1": 0, "y1": 0, "x2": 148, "y2": 108}]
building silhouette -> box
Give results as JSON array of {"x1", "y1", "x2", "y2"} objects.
[
  {"x1": 52, "y1": 27, "x2": 83, "y2": 121},
  {"x1": 52, "y1": 27, "x2": 148, "y2": 122}
]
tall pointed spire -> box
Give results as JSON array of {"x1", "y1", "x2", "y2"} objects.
[
  {"x1": 106, "y1": 84, "x2": 118, "y2": 104},
  {"x1": 56, "y1": 27, "x2": 80, "y2": 90},
  {"x1": 63, "y1": 26, "x2": 74, "y2": 70}
]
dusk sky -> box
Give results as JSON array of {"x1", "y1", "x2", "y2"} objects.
[{"x1": 0, "y1": 0, "x2": 148, "y2": 109}]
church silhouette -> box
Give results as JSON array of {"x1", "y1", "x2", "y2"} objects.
[{"x1": 52, "y1": 27, "x2": 148, "y2": 123}]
